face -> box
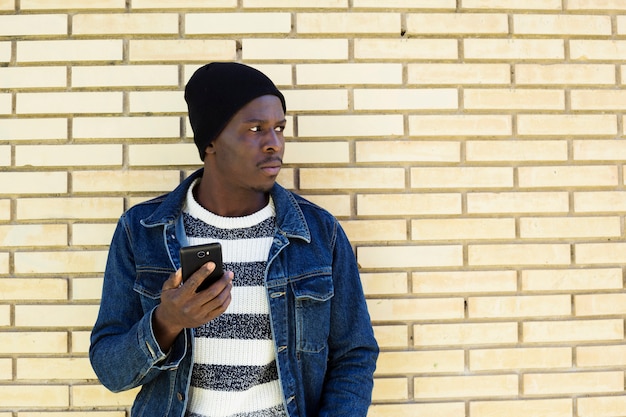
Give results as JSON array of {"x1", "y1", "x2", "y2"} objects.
[{"x1": 204, "y1": 94, "x2": 286, "y2": 196}]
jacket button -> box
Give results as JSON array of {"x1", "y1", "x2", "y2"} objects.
[{"x1": 177, "y1": 392, "x2": 184, "y2": 401}]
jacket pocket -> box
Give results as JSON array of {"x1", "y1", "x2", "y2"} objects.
[
  {"x1": 291, "y1": 271, "x2": 334, "y2": 353},
  {"x1": 134, "y1": 269, "x2": 171, "y2": 313}
]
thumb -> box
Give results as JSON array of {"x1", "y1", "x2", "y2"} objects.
[{"x1": 162, "y1": 269, "x2": 183, "y2": 291}]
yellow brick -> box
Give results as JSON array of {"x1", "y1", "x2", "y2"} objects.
[
  {"x1": 17, "y1": 40, "x2": 122, "y2": 63},
  {"x1": 464, "y1": 0, "x2": 561, "y2": 8},
  {"x1": 0, "y1": 0, "x2": 13, "y2": 10},
  {"x1": 408, "y1": 115, "x2": 512, "y2": 137},
  {"x1": 341, "y1": 220, "x2": 406, "y2": 242},
  {"x1": 15, "y1": 305, "x2": 100, "y2": 327},
  {"x1": 524, "y1": 371, "x2": 623, "y2": 396},
  {"x1": 362, "y1": 273, "x2": 408, "y2": 295},
  {"x1": 521, "y1": 216, "x2": 621, "y2": 239},
  {"x1": 129, "y1": 91, "x2": 186, "y2": 113},
  {"x1": 357, "y1": 193, "x2": 461, "y2": 216},
  {"x1": 0, "y1": 278, "x2": 67, "y2": 301},
  {"x1": 573, "y1": 90, "x2": 626, "y2": 111},
  {"x1": 130, "y1": 39, "x2": 235, "y2": 61},
  {"x1": 73, "y1": 277, "x2": 103, "y2": 300},
  {"x1": 74, "y1": 116, "x2": 179, "y2": 139},
  {"x1": 523, "y1": 319, "x2": 623, "y2": 343},
  {"x1": 0, "y1": 199, "x2": 9, "y2": 221},
  {"x1": 0, "y1": 41, "x2": 9, "y2": 61},
  {"x1": 20, "y1": 412, "x2": 125, "y2": 417},
  {"x1": 298, "y1": 12, "x2": 399, "y2": 34},
  {"x1": 574, "y1": 139, "x2": 626, "y2": 161},
  {"x1": 367, "y1": 297, "x2": 464, "y2": 321},
  {"x1": 284, "y1": 142, "x2": 349, "y2": 164},
  {"x1": 0, "y1": 358, "x2": 11, "y2": 380},
  {"x1": 576, "y1": 294, "x2": 626, "y2": 316},
  {"x1": 17, "y1": 144, "x2": 122, "y2": 167},
  {"x1": 299, "y1": 115, "x2": 403, "y2": 137},
  {"x1": 468, "y1": 294, "x2": 571, "y2": 318},
  {"x1": 358, "y1": 245, "x2": 463, "y2": 268},
  {"x1": 414, "y1": 375, "x2": 518, "y2": 399},
  {"x1": 368, "y1": 403, "x2": 465, "y2": 417},
  {"x1": 72, "y1": 224, "x2": 117, "y2": 246},
  {"x1": 519, "y1": 166, "x2": 618, "y2": 188},
  {"x1": 578, "y1": 395, "x2": 626, "y2": 417},
  {"x1": 0, "y1": 14, "x2": 66, "y2": 36},
  {"x1": 245, "y1": 0, "x2": 344, "y2": 6},
  {"x1": 468, "y1": 191, "x2": 569, "y2": 214},
  {"x1": 14, "y1": 251, "x2": 108, "y2": 274},
  {"x1": 128, "y1": 144, "x2": 198, "y2": 166},
  {"x1": 355, "y1": 39, "x2": 458, "y2": 60},
  {"x1": 470, "y1": 399, "x2": 573, "y2": 417},
  {"x1": 470, "y1": 347, "x2": 572, "y2": 371},
  {"x1": 0, "y1": 332, "x2": 67, "y2": 354},
  {"x1": 516, "y1": 63, "x2": 616, "y2": 85},
  {"x1": 71, "y1": 331, "x2": 92, "y2": 353},
  {"x1": 414, "y1": 322, "x2": 518, "y2": 346},
  {"x1": 17, "y1": 92, "x2": 122, "y2": 115},
  {"x1": 299, "y1": 194, "x2": 351, "y2": 217},
  {"x1": 0, "y1": 172, "x2": 67, "y2": 195},
  {"x1": 355, "y1": 88, "x2": 457, "y2": 110},
  {"x1": 0, "y1": 385, "x2": 69, "y2": 407},
  {"x1": 0, "y1": 305, "x2": 8, "y2": 326},
  {"x1": 0, "y1": 66, "x2": 66, "y2": 88},
  {"x1": 300, "y1": 167, "x2": 404, "y2": 190},
  {"x1": 0, "y1": 145, "x2": 9, "y2": 165},
  {"x1": 409, "y1": 63, "x2": 509, "y2": 85},
  {"x1": 467, "y1": 140, "x2": 567, "y2": 162},
  {"x1": 469, "y1": 244, "x2": 570, "y2": 266},
  {"x1": 17, "y1": 358, "x2": 96, "y2": 380},
  {"x1": 0, "y1": 94, "x2": 9, "y2": 115},
  {"x1": 73, "y1": 65, "x2": 178, "y2": 88},
  {"x1": 0, "y1": 118, "x2": 67, "y2": 141},
  {"x1": 519, "y1": 114, "x2": 617, "y2": 136},
  {"x1": 522, "y1": 268, "x2": 623, "y2": 292},
  {"x1": 356, "y1": 141, "x2": 460, "y2": 163},
  {"x1": 135, "y1": 0, "x2": 235, "y2": 7},
  {"x1": 413, "y1": 270, "x2": 517, "y2": 294},
  {"x1": 298, "y1": 63, "x2": 402, "y2": 85},
  {"x1": 18, "y1": 197, "x2": 122, "y2": 220},
  {"x1": 571, "y1": 40, "x2": 626, "y2": 61},
  {"x1": 465, "y1": 89, "x2": 564, "y2": 110},
  {"x1": 0, "y1": 253, "x2": 7, "y2": 275},
  {"x1": 407, "y1": 13, "x2": 508, "y2": 34},
  {"x1": 22, "y1": 0, "x2": 124, "y2": 8},
  {"x1": 354, "y1": 0, "x2": 454, "y2": 6},
  {"x1": 283, "y1": 90, "x2": 348, "y2": 111},
  {"x1": 372, "y1": 378, "x2": 408, "y2": 401},
  {"x1": 376, "y1": 350, "x2": 464, "y2": 375},
  {"x1": 576, "y1": 242, "x2": 626, "y2": 264},
  {"x1": 412, "y1": 218, "x2": 514, "y2": 241},
  {"x1": 72, "y1": 385, "x2": 138, "y2": 407},
  {"x1": 187, "y1": 12, "x2": 290, "y2": 34},
  {"x1": 577, "y1": 345, "x2": 626, "y2": 367},
  {"x1": 243, "y1": 39, "x2": 347, "y2": 60},
  {"x1": 464, "y1": 39, "x2": 565, "y2": 60},
  {"x1": 74, "y1": 13, "x2": 178, "y2": 35},
  {"x1": 72, "y1": 170, "x2": 180, "y2": 193},
  {"x1": 372, "y1": 324, "x2": 408, "y2": 347},
  {"x1": 515, "y1": 14, "x2": 611, "y2": 35},
  {"x1": 411, "y1": 167, "x2": 513, "y2": 189},
  {"x1": 575, "y1": 191, "x2": 626, "y2": 213}
]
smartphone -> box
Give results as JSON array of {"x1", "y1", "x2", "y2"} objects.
[{"x1": 180, "y1": 242, "x2": 223, "y2": 292}]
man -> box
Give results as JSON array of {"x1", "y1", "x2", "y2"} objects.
[{"x1": 89, "y1": 62, "x2": 378, "y2": 417}]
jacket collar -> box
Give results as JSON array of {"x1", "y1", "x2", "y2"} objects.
[{"x1": 141, "y1": 168, "x2": 311, "y2": 242}]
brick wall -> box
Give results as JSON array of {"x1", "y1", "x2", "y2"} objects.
[{"x1": 1, "y1": 0, "x2": 626, "y2": 416}]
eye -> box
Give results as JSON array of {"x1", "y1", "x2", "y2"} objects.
[
  {"x1": 249, "y1": 126, "x2": 262, "y2": 132},
  {"x1": 274, "y1": 125, "x2": 286, "y2": 133}
]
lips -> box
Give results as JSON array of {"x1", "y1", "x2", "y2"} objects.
[{"x1": 259, "y1": 158, "x2": 282, "y2": 176}]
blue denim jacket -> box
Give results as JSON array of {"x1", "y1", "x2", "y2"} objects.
[{"x1": 89, "y1": 169, "x2": 378, "y2": 417}]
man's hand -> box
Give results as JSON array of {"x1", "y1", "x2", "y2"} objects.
[{"x1": 152, "y1": 262, "x2": 233, "y2": 352}]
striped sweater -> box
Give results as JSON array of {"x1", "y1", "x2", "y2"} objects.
[{"x1": 183, "y1": 180, "x2": 287, "y2": 417}]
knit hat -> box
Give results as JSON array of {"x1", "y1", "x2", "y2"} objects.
[{"x1": 185, "y1": 62, "x2": 286, "y2": 160}]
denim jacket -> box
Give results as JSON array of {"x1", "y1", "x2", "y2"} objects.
[{"x1": 89, "y1": 169, "x2": 378, "y2": 417}]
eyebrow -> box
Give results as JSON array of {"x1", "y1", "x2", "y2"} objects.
[{"x1": 243, "y1": 118, "x2": 287, "y2": 125}]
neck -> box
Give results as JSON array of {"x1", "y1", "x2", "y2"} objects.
[{"x1": 193, "y1": 179, "x2": 269, "y2": 217}]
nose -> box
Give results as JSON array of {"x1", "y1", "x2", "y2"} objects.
[{"x1": 263, "y1": 129, "x2": 284, "y2": 153}]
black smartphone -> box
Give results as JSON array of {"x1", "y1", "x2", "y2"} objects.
[{"x1": 180, "y1": 242, "x2": 223, "y2": 292}]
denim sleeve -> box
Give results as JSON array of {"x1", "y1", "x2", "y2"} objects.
[
  {"x1": 89, "y1": 216, "x2": 187, "y2": 393},
  {"x1": 318, "y1": 223, "x2": 379, "y2": 417}
]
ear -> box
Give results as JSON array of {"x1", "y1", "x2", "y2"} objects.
[{"x1": 204, "y1": 141, "x2": 216, "y2": 156}]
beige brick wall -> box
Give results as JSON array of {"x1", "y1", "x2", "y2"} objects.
[{"x1": 1, "y1": 1, "x2": 626, "y2": 416}]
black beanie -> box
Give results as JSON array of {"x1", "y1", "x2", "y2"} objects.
[{"x1": 184, "y1": 62, "x2": 287, "y2": 160}]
